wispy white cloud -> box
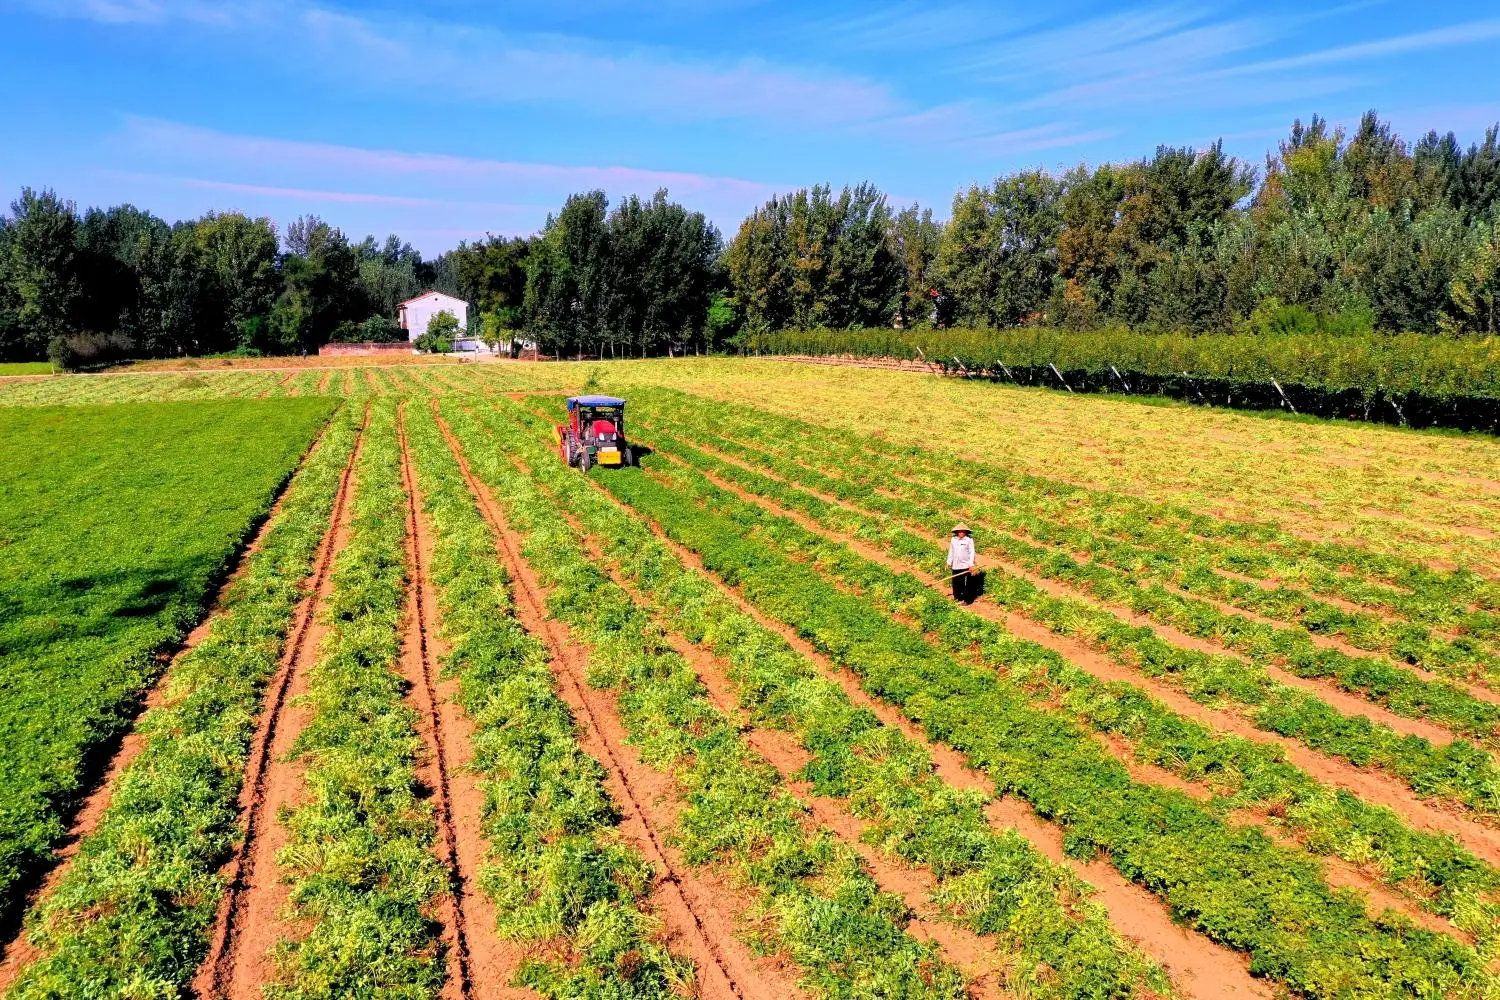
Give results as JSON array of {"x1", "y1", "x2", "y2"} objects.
[
  {"x1": 797, "y1": 3, "x2": 1030, "y2": 53},
  {"x1": 302, "y1": 8, "x2": 902, "y2": 127},
  {"x1": 960, "y1": 5, "x2": 1263, "y2": 80},
  {"x1": 98, "y1": 171, "x2": 541, "y2": 210},
  {"x1": 12, "y1": 0, "x2": 242, "y2": 24},
  {"x1": 99, "y1": 116, "x2": 785, "y2": 246},
  {"x1": 18, "y1": 0, "x2": 903, "y2": 128},
  {"x1": 117, "y1": 117, "x2": 780, "y2": 199},
  {"x1": 956, "y1": 5, "x2": 1500, "y2": 124},
  {"x1": 1212, "y1": 17, "x2": 1500, "y2": 76}
]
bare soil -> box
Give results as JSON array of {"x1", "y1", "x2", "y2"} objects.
[
  {"x1": 397, "y1": 409, "x2": 512, "y2": 1000},
  {"x1": 194, "y1": 415, "x2": 365, "y2": 1000},
  {"x1": 259, "y1": 372, "x2": 296, "y2": 398},
  {"x1": 615, "y1": 569, "x2": 1013, "y2": 999},
  {"x1": 110, "y1": 355, "x2": 534, "y2": 373}
]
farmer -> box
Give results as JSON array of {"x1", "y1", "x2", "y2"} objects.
[{"x1": 946, "y1": 524, "x2": 978, "y2": 604}]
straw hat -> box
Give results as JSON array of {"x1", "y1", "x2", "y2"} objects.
[{"x1": 951, "y1": 523, "x2": 971, "y2": 534}]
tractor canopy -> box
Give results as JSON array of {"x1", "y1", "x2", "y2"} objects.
[
  {"x1": 566, "y1": 395, "x2": 627, "y2": 438},
  {"x1": 567, "y1": 395, "x2": 626, "y2": 410}
]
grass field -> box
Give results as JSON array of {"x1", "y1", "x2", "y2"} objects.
[
  {"x1": 0, "y1": 363, "x2": 53, "y2": 376},
  {"x1": 1, "y1": 359, "x2": 1498, "y2": 1000},
  {"x1": 0, "y1": 399, "x2": 334, "y2": 933}
]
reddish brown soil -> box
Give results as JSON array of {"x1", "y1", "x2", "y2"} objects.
[
  {"x1": 398, "y1": 411, "x2": 481, "y2": 998},
  {"x1": 259, "y1": 372, "x2": 296, "y2": 398},
  {"x1": 316, "y1": 370, "x2": 334, "y2": 394},
  {"x1": 194, "y1": 414, "x2": 365, "y2": 1000},
  {"x1": 1225, "y1": 809, "x2": 1468, "y2": 940},
  {"x1": 583, "y1": 472, "x2": 1272, "y2": 1000},
  {"x1": 580, "y1": 527, "x2": 1010, "y2": 997},
  {"x1": 111, "y1": 355, "x2": 524, "y2": 372},
  {"x1": 434, "y1": 413, "x2": 807, "y2": 1000}
]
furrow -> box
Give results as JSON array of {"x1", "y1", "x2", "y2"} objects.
[
  {"x1": 433, "y1": 415, "x2": 774, "y2": 1000},
  {"x1": 570, "y1": 466, "x2": 1268, "y2": 1000},
  {"x1": 675, "y1": 449, "x2": 1500, "y2": 860},
  {"x1": 196, "y1": 409, "x2": 368, "y2": 1000},
  {"x1": 397, "y1": 408, "x2": 478, "y2": 1000}
]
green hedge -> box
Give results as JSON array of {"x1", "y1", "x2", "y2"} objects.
[{"x1": 746, "y1": 328, "x2": 1500, "y2": 403}]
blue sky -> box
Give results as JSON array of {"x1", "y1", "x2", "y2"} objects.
[{"x1": 1, "y1": 0, "x2": 1497, "y2": 255}]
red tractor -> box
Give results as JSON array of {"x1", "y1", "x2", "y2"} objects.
[{"x1": 557, "y1": 395, "x2": 635, "y2": 471}]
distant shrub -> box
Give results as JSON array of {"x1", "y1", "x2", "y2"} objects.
[{"x1": 47, "y1": 332, "x2": 135, "y2": 371}]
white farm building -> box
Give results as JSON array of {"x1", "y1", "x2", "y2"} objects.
[{"x1": 397, "y1": 291, "x2": 470, "y2": 343}]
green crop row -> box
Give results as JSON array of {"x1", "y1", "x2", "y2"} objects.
[
  {"x1": 631, "y1": 400, "x2": 1500, "y2": 741},
  {"x1": 637, "y1": 395, "x2": 1500, "y2": 673},
  {"x1": 550, "y1": 428, "x2": 1486, "y2": 998},
  {"x1": 606, "y1": 425, "x2": 1500, "y2": 947},
  {"x1": 638, "y1": 402, "x2": 1500, "y2": 811},
  {"x1": 637, "y1": 385, "x2": 1500, "y2": 624},
  {"x1": 633, "y1": 419, "x2": 1500, "y2": 815},
  {"x1": 0, "y1": 398, "x2": 336, "y2": 934},
  {"x1": 440, "y1": 402, "x2": 978, "y2": 1000},
  {"x1": 5, "y1": 404, "x2": 361, "y2": 999},
  {"x1": 266, "y1": 401, "x2": 450, "y2": 999},
  {"x1": 465, "y1": 400, "x2": 1171, "y2": 999},
  {"x1": 403, "y1": 402, "x2": 693, "y2": 997}
]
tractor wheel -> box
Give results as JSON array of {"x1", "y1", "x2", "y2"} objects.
[
  {"x1": 623, "y1": 446, "x2": 634, "y2": 467},
  {"x1": 580, "y1": 450, "x2": 592, "y2": 473}
]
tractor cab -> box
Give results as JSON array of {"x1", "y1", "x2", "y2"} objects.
[{"x1": 557, "y1": 395, "x2": 635, "y2": 470}]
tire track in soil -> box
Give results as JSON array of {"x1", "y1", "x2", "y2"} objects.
[
  {"x1": 194, "y1": 411, "x2": 367, "y2": 1000},
  {"x1": 433, "y1": 410, "x2": 804, "y2": 1000},
  {"x1": 584, "y1": 534, "x2": 1012, "y2": 1000},
  {"x1": 646, "y1": 441, "x2": 1500, "y2": 865},
  {"x1": 258, "y1": 371, "x2": 297, "y2": 398},
  {"x1": 560, "y1": 466, "x2": 1281, "y2": 1000},
  {"x1": 662, "y1": 430, "x2": 1467, "y2": 750},
  {"x1": 397, "y1": 407, "x2": 532, "y2": 1000},
  {"x1": 0, "y1": 417, "x2": 331, "y2": 978}
]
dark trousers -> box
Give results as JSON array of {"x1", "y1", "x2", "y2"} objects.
[{"x1": 951, "y1": 569, "x2": 979, "y2": 604}]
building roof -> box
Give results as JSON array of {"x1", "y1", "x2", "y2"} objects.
[{"x1": 396, "y1": 289, "x2": 467, "y2": 308}]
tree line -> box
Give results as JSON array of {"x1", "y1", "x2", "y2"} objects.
[
  {"x1": 3, "y1": 111, "x2": 1498, "y2": 365},
  {"x1": 0, "y1": 199, "x2": 444, "y2": 366}
]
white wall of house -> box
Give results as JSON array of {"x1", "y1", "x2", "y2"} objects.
[{"x1": 398, "y1": 291, "x2": 469, "y2": 341}]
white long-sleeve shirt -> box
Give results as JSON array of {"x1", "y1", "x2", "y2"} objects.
[{"x1": 946, "y1": 535, "x2": 975, "y2": 571}]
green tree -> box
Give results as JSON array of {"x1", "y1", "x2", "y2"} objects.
[
  {"x1": 603, "y1": 189, "x2": 722, "y2": 356},
  {"x1": 937, "y1": 171, "x2": 1062, "y2": 327},
  {"x1": 889, "y1": 204, "x2": 940, "y2": 328},
  {"x1": 2, "y1": 188, "x2": 81, "y2": 360},
  {"x1": 416, "y1": 309, "x2": 458, "y2": 352},
  {"x1": 724, "y1": 183, "x2": 901, "y2": 331},
  {"x1": 524, "y1": 191, "x2": 610, "y2": 358},
  {"x1": 189, "y1": 211, "x2": 280, "y2": 353},
  {"x1": 355, "y1": 235, "x2": 425, "y2": 319}
]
